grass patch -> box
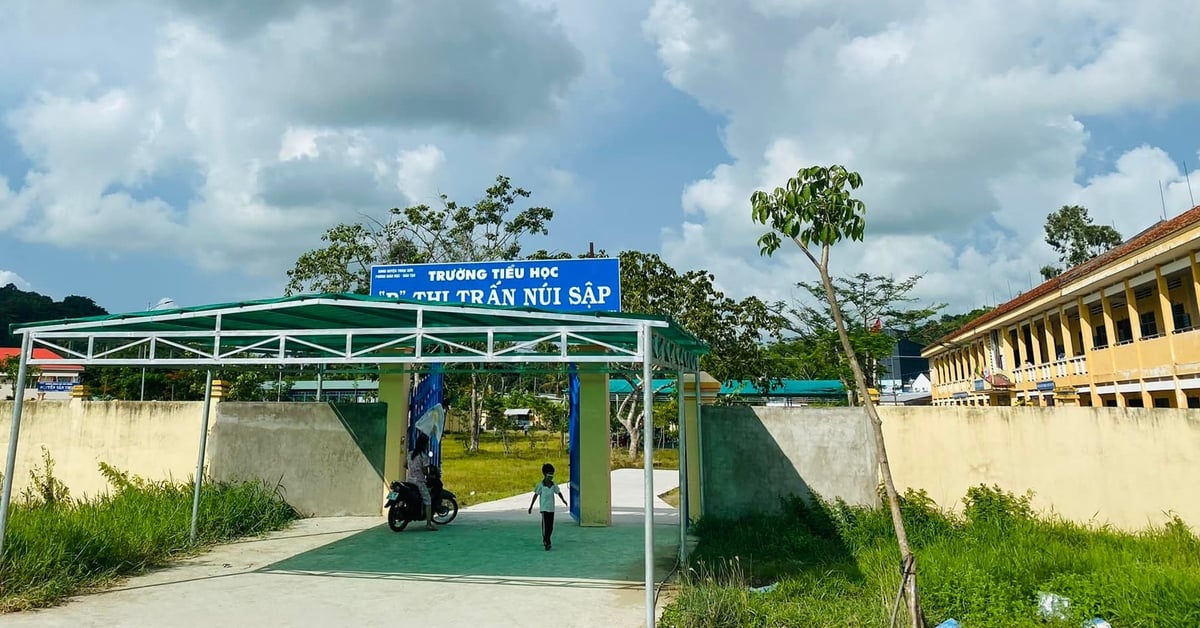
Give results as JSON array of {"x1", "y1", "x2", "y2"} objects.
[
  {"x1": 0, "y1": 453, "x2": 297, "y2": 613},
  {"x1": 441, "y1": 432, "x2": 678, "y2": 507},
  {"x1": 660, "y1": 487, "x2": 681, "y2": 508},
  {"x1": 662, "y1": 486, "x2": 1200, "y2": 627}
]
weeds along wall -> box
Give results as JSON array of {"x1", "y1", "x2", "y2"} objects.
[
  {"x1": 0, "y1": 401, "x2": 388, "y2": 516},
  {"x1": 701, "y1": 405, "x2": 1200, "y2": 531},
  {"x1": 0, "y1": 400, "x2": 202, "y2": 501}
]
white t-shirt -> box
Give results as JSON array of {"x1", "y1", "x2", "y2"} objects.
[{"x1": 534, "y1": 481, "x2": 563, "y2": 513}]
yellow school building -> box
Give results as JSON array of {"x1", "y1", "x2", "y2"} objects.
[{"x1": 924, "y1": 205, "x2": 1200, "y2": 408}]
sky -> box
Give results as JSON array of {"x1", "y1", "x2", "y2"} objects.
[{"x1": 2, "y1": 0, "x2": 1200, "y2": 318}]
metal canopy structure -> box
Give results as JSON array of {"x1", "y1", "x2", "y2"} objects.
[
  {"x1": 10, "y1": 292, "x2": 704, "y2": 371},
  {"x1": 1, "y1": 292, "x2": 707, "y2": 628}
]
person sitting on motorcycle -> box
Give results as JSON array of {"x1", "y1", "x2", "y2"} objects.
[{"x1": 407, "y1": 432, "x2": 438, "y2": 531}]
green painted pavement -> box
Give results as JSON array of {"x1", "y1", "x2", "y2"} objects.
[{"x1": 262, "y1": 518, "x2": 680, "y2": 585}]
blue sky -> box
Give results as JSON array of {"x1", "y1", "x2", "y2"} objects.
[{"x1": 2, "y1": 1, "x2": 1200, "y2": 318}]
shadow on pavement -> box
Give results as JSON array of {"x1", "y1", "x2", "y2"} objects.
[{"x1": 259, "y1": 515, "x2": 680, "y2": 590}]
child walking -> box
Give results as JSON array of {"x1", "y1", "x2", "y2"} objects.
[{"x1": 528, "y1": 463, "x2": 568, "y2": 550}]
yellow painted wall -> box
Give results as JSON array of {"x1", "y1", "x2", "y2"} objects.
[
  {"x1": 577, "y1": 367, "x2": 611, "y2": 526},
  {"x1": 2, "y1": 400, "x2": 389, "y2": 516},
  {"x1": 880, "y1": 406, "x2": 1200, "y2": 530},
  {"x1": 0, "y1": 400, "x2": 203, "y2": 499}
]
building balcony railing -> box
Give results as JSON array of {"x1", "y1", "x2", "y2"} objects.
[
  {"x1": 936, "y1": 353, "x2": 1099, "y2": 398},
  {"x1": 953, "y1": 356, "x2": 1089, "y2": 389}
]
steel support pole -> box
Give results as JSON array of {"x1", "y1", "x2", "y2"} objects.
[
  {"x1": 676, "y1": 369, "x2": 687, "y2": 566},
  {"x1": 693, "y1": 370, "x2": 702, "y2": 519},
  {"x1": 189, "y1": 370, "x2": 214, "y2": 544},
  {"x1": 642, "y1": 325, "x2": 656, "y2": 627},
  {"x1": 0, "y1": 332, "x2": 33, "y2": 563}
]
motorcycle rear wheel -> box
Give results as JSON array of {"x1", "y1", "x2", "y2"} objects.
[
  {"x1": 387, "y1": 506, "x2": 410, "y2": 532},
  {"x1": 432, "y1": 495, "x2": 458, "y2": 525}
]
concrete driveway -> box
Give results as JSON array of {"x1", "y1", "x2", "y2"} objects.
[{"x1": 4, "y1": 469, "x2": 684, "y2": 628}]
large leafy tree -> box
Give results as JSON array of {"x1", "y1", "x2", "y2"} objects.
[
  {"x1": 286, "y1": 175, "x2": 559, "y2": 452},
  {"x1": 1039, "y1": 204, "x2": 1123, "y2": 280},
  {"x1": 286, "y1": 175, "x2": 555, "y2": 296},
  {"x1": 752, "y1": 164, "x2": 926, "y2": 627},
  {"x1": 613, "y1": 250, "x2": 787, "y2": 458},
  {"x1": 779, "y1": 274, "x2": 943, "y2": 398},
  {"x1": 909, "y1": 307, "x2": 995, "y2": 348}
]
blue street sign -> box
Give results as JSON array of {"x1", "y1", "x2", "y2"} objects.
[
  {"x1": 37, "y1": 382, "x2": 76, "y2": 392},
  {"x1": 370, "y1": 258, "x2": 621, "y2": 312}
]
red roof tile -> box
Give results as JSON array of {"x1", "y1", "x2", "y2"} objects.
[
  {"x1": 0, "y1": 347, "x2": 84, "y2": 371},
  {"x1": 936, "y1": 204, "x2": 1200, "y2": 347}
]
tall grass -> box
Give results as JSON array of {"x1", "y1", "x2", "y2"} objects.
[
  {"x1": 0, "y1": 452, "x2": 297, "y2": 612},
  {"x1": 663, "y1": 486, "x2": 1200, "y2": 627}
]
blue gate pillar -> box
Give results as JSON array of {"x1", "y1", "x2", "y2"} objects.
[
  {"x1": 577, "y1": 364, "x2": 611, "y2": 526},
  {"x1": 378, "y1": 368, "x2": 411, "y2": 510}
]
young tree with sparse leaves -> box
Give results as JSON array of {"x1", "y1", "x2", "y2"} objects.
[
  {"x1": 779, "y1": 273, "x2": 943, "y2": 401},
  {"x1": 752, "y1": 164, "x2": 926, "y2": 628},
  {"x1": 1, "y1": 355, "x2": 41, "y2": 399}
]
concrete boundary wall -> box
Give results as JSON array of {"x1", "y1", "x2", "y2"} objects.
[
  {"x1": 1, "y1": 401, "x2": 388, "y2": 517},
  {"x1": 0, "y1": 400, "x2": 203, "y2": 499},
  {"x1": 702, "y1": 405, "x2": 1200, "y2": 531},
  {"x1": 700, "y1": 406, "x2": 880, "y2": 520},
  {"x1": 208, "y1": 402, "x2": 386, "y2": 516},
  {"x1": 879, "y1": 406, "x2": 1200, "y2": 530}
]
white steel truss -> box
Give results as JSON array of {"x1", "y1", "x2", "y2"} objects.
[{"x1": 13, "y1": 297, "x2": 703, "y2": 372}]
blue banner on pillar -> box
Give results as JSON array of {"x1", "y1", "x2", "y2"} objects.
[
  {"x1": 409, "y1": 364, "x2": 446, "y2": 469},
  {"x1": 568, "y1": 364, "x2": 580, "y2": 523}
]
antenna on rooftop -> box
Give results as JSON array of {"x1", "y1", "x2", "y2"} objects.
[
  {"x1": 1184, "y1": 160, "x2": 1196, "y2": 209},
  {"x1": 1159, "y1": 180, "x2": 1168, "y2": 221}
]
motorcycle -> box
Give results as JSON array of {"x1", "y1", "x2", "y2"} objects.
[{"x1": 385, "y1": 480, "x2": 459, "y2": 531}]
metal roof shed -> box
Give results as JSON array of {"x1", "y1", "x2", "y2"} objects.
[{"x1": 1, "y1": 292, "x2": 708, "y2": 628}]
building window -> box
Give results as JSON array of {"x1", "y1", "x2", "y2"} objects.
[
  {"x1": 1173, "y1": 303, "x2": 1193, "y2": 331},
  {"x1": 1139, "y1": 311, "x2": 1158, "y2": 338},
  {"x1": 1115, "y1": 319, "x2": 1133, "y2": 344},
  {"x1": 1189, "y1": 396, "x2": 1200, "y2": 409},
  {"x1": 1153, "y1": 397, "x2": 1172, "y2": 408},
  {"x1": 1093, "y1": 325, "x2": 1108, "y2": 349}
]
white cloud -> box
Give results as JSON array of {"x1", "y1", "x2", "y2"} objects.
[
  {"x1": 0, "y1": 0, "x2": 583, "y2": 277},
  {"x1": 646, "y1": 0, "x2": 1200, "y2": 312},
  {"x1": 396, "y1": 145, "x2": 447, "y2": 205},
  {"x1": 0, "y1": 270, "x2": 30, "y2": 290}
]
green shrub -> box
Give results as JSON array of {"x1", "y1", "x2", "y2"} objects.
[
  {"x1": 666, "y1": 487, "x2": 1200, "y2": 628},
  {"x1": 1, "y1": 456, "x2": 297, "y2": 612}
]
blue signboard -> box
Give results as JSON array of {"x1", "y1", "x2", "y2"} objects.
[
  {"x1": 370, "y1": 258, "x2": 621, "y2": 312},
  {"x1": 1036, "y1": 380, "x2": 1056, "y2": 392},
  {"x1": 37, "y1": 382, "x2": 76, "y2": 392}
]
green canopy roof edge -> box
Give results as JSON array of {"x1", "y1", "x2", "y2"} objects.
[{"x1": 10, "y1": 292, "x2": 708, "y2": 355}]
